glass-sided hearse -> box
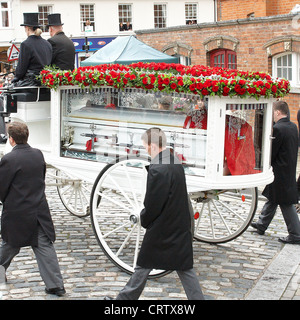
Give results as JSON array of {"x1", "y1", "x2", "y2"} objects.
[{"x1": 0, "y1": 63, "x2": 290, "y2": 277}]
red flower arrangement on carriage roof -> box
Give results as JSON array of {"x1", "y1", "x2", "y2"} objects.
[{"x1": 39, "y1": 62, "x2": 290, "y2": 99}]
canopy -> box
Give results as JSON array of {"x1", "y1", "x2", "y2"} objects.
[{"x1": 81, "y1": 35, "x2": 178, "y2": 66}]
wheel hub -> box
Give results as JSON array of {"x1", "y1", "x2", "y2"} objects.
[{"x1": 129, "y1": 214, "x2": 139, "y2": 224}]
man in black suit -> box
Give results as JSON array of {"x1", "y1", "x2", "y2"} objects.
[
  {"x1": 106, "y1": 127, "x2": 204, "y2": 300},
  {"x1": 47, "y1": 14, "x2": 75, "y2": 70},
  {"x1": 0, "y1": 122, "x2": 65, "y2": 296},
  {"x1": 12, "y1": 13, "x2": 52, "y2": 86},
  {"x1": 251, "y1": 101, "x2": 300, "y2": 244}
]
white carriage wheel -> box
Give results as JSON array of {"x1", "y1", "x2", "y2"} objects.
[
  {"x1": 56, "y1": 169, "x2": 91, "y2": 217},
  {"x1": 192, "y1": 187, "x2": 257, "y2": 244},
  {"x1": 90, "y1": 157, "x2": 170, "y2": 278}
]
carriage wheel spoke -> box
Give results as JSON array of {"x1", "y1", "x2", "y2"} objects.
[
  {"x1": 116, "y1": 224, "x2": 137, "y2": 257},
  {"x1": 107, "y1": 174, "x2": 136, "y2": 209},
  {"x1": 195, "y1": 202, "x2": 206, "y2": 230},
  {"x1": 216, "y1": 199, "x2": 246, "y2": 221},
  {"x1": 60, "y1": 184, "x2": 72, "y2": 197},
  {"x1": 123, "y1": 164, "x2": 139, "y2": 208},
  {"x1": 208, "y1": 202, "x2": 215, "y2": 239},
  {"x1": 212, "y1": 200, "x2": 232, "y2": 235},
  {"x1": 103, "y1": 221, "x2": 132, "y2": 239},
  {"x1": 97, "y1": 191, "x2": 132, "y2": 213},
  {"x1": 66, "y1": 187, "x2": 75, "y2": 206}
]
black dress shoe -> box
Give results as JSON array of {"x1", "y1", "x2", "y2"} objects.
[
  {"x1": 45, "y1": 287, "x2": 66, "y2": 296},
  {"x1": 250, "y1": 222, "x2": 265, "y2": 235},
  {"x1": 278, "y1": 236, "x2": 300, "y2": 244}
]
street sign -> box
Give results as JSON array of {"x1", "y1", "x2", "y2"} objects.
[{"x1": 7, "y1": 44, "x2": 19, "y2": 61}]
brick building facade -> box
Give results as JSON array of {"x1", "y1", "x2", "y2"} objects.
[
  {"x1": 135, "y1": 3, "x2": 300, "y2": 124},
  {"x1": 217, "y1": 0, "x2": 300, "y2": 20}
]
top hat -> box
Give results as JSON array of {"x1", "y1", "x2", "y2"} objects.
[
  {"x1": 47, "y1": 14, "x2": 64, "y2": 26},
  {"x1": 20, "y1": 13, "x2": 41, "y2": 27}
]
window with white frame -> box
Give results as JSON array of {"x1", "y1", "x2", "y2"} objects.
[
  {"x1": 38, "y1": 5, "x2": 53, "y2": 32},
  {"x1": 118, "y1": 4, "x2": 132, "y2": 31},
  {"x1": 154, "y1": 3, "x2": 167, "y2": 28},
  {"x1": 273, "y1": 53, "x2": 300, "y2": 87},
  {"x1": 80, "y1": 4, "x2": 95, "y2": 32},
  {"x1": 0, "y1": 1, "x2": 11, "y2": 28},
  {"x1": 185, "y1": 3, "x2": 197, "y2": 24},
  {"x1": 174, "y1": 54, "x2": 191, "y2": 65}
]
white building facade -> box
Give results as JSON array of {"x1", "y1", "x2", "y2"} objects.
[{"x1": 0, "y1": 0, "x2": 216, "y2": 69}]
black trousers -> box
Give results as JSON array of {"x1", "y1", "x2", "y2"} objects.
[
  {"x1": 257, "y1": 200, "x2": 300, "y2": 240},
  {"x1": 116, "y1": 265, "x2": 205, "y2": 300},
  {"x1": 0, "y1": 226, "x2": 64, "y2": 289}
]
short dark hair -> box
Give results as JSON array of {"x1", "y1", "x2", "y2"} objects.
[
  {"x1": 141, "y1": 127, "x2": 167, "y2": 149},
  {"x1": 7, "y1": 122, "x2": 29, "y2": 144},
  {"x1": 273, "y1": 100, "x2": 289, "y2": 116}
]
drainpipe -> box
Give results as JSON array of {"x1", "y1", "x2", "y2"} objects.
[{"x1": 214, "y1": 0, "x2": 218, "y2": 22}]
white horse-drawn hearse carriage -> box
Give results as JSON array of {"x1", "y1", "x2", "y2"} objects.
[{"x1": 0, "y1": 62, "x2": 290, "y2": 277}]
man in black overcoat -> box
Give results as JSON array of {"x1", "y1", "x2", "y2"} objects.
[
  {"x1": 106, "y1": 127, "x2": 204, "y2": 300},
  {"x1": 0, "y1": 122, "x2": 65, "y2": 295},
  {"x1": 12, "y1": 13, "x2": 52, "y2": 86},
  {"x1": 251, "y1": 101, "x2": 300, "y2": 244},
  {"x1": 47, "y1": 14, "x2": 75, "y2": 70}
]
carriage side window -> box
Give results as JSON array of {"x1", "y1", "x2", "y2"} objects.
[
  {"x1": 223, "y1": 105, "x2": 266, "y2": 176},
  {"x1": 272, "y1": 53, "x2": 300, "y2": 87},
  {"x1": 0, "y1": 1, "x2": 11, "y2": 28},
  {"x1": 60, "y1": 88, "x2": 207, "y2": 171}
]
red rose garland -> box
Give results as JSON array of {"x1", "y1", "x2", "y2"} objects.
[{"x1": 39, "y1": 62, "x2": 290, "y2": 99}]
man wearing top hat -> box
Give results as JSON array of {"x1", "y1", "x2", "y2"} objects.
[
  {"x1": 47, "y1": 14, "x2": 75, "y2": 70},
  {"x1": 11, "y1": 12, "x2": 52, "y2": 86}
]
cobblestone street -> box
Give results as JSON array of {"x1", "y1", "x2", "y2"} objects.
[{"x1": 1, "y1": 178, "x2": 299, "y2": 300}]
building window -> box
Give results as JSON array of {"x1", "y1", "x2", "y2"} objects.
[
  {"x1": 275, "y1": 53, "x2": 292, "y2": 80},
  {"x1": 118, "y1": 4, "x2": 132, "y2": 31},
  {"x1": 173, "y1": 54, "x2": 191, "y2": 66},
  {"x1": 38, "y1": 5, "x2": 53, "y2": 32},
  {"x1": 80, "y1": 4, "x2": 95, "y2": 32},
  {"x1": 0, "y1": 1, "x2": 11, "y2": 28},
  {"x1": 210, "y1": 49, "x2": 237, "y2": 69},
  {"x1": 185, "y1": 3, "x2": 197, "y2": 24},
  {"x1": 273, "y1": 53, "x2": 300, "y2": 87},
  {"x1": 154, "y1": 3, "x2": 167, "y2": 28}
]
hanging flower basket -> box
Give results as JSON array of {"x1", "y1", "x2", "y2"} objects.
[{"x1": 39, "y1": 62, "x2": 290, "y2": 100}]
